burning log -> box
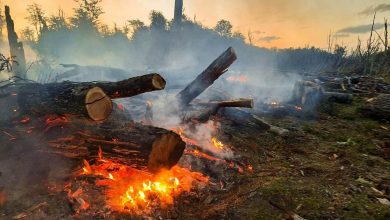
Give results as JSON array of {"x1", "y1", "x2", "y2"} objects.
[
  {"x1": 49, "y1": 122, "x2": 186, "y2": 173},
  {"x1": 361, "y1": 94, "x2": 390, "y2": 119},
  {"x1": 13, "y1": 74, "x2": 165, "y2": 121},
  {"x1": 177, "y1": 47, "x2": 237, "y2": 106}
]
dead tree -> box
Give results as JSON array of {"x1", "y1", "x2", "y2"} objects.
[
  {"x1": 5, "y1": 6, "x2": 26, "y2": 78},
  {"x1": 173, "y1": 0, "x2": 183, "y2": 27}
]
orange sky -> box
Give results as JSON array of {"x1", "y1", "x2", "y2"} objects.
[{"x1": 3, "y1": 0, "x2": 390, "y2": 49}]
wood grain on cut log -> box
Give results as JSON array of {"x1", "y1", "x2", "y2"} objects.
[
  {"x1": 15, "y1": 74, "x2": 165, "y2": 121},
  {"x1": 177, "y1": 47, "x2": 237, "y2": 106},
  {"x1": 49, "y1": 122, "x2": 186, "y2": 173}
]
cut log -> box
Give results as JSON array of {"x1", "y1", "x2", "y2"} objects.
[
  {"x1": 176, "y1": 47, "x2": 237, "y2": 106},
  {"x1": 13, "y1": 74, "x2": 165, "y2": 121},
  {"x1": 361, "y1": 94, "x2": 390, "y2": 119},
  {"x1": 48, "y1": 122, "x2": 186, "y2": 173}
]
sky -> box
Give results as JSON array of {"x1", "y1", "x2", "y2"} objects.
[{"x1": 2, "y1": 0, "x2": 390, "y2": 49}]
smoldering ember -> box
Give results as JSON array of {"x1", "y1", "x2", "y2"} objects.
[{"x1": 0, "y1": 1, "x2": 389, "y2": 219}]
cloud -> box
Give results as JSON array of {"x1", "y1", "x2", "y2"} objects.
[
  {"x1": 258, "y1": 35, "x2": 281, "y2": 43},
  {"x1": 359, "y1": 4, "x2": 390, "y2": 16},
  {"x1": 333, "y1": 33, "x2": 350, "y2": 38},
  {"x1": 337, "y1": 23, "x2": 384, "y2": 34}
]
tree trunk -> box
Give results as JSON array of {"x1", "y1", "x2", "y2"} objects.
[
  {"x1": 173, "y1": 0, "x2": 183, "y2": 27},
  {"x1": 15, "y1": 74, "x2": 166, "y2": 121},
  {"x1": 197, "y1": 98, "x2": 254, "y2": 108},
  {"x1": 5, "y1": 6, "x2": 26, "y2": 78},
  {"x1": 176, "y1": 47, "x2": 237, "y2": 106}
]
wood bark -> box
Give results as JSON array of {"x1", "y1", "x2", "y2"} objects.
[
  {"x1": 15, "y1": 74, "x2": 165, "y2": 120},
  {"x1": 198, "y1": 98, "x2": 254, "y2": 108},
  {"x1": 183, "y1": 98, "x2": 254, "y2": 122},
  {"x1": 176, "y1": 47, "x2": 237, "y2": 106},
  {"x1": 5, "y1": 6, "x2": 26, "y2": 78},
  {"x1": 361, "y1": 94, "x2": 390, "y2": 119},
  {"x1": 48, "y1": 122, "x2": 186, "y2": 173},
  {"x1": 173, "y1": 0, "x2": 183, "y2": 27}
]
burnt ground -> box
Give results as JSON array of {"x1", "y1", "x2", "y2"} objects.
[{"x1": 0, "y1": 96, "x2": 390, "y2": 219}]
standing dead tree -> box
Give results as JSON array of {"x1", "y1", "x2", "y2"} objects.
[{"x1": 5, "y1": 6, "x2": 26, "y2": 78}]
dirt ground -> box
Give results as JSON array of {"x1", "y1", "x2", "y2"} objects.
[{"x1": 0, "y1": 96, "x2": 389, "y2": 219}]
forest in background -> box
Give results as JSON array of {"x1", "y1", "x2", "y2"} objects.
[{"x1": 0, "y1": 0, "x2": 389, "y2": 82}]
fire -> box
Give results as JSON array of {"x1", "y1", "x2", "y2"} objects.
[
  {"x1": 227, "y1": 75, "x2": 248, "y2": 83},
  {"x1": 211, "y1": 137, "x2": 224, "y2": 149},
  {"x1": 78, "y1": 149, "x2": 208, "y2": 214}
]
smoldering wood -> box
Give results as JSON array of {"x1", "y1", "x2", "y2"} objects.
[
  {"x1": 13, "y1": 74, "x2": 165, "y2": 120},
  {"x1": 220, "y1": 108, "x2": 289, "y2": 136},
  {"x1": 176, "y1": 47, "x2": 237, "y2": 106},
  {"x1": 183, "y1": 98, "x2": 254, "y2": 122},
  {"x1": 48, "y1": 122, "x2": 186, "y2": 173},
  {"x1": 5, "y1": 6, "x2": 26, "y2": 78}
]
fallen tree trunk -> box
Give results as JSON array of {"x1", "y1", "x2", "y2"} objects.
[
  {"x1": 48, "y1": 122, "x2": 186, "y2": 173},
  {"x1": 221, "y1": 108, "x2": 289, "y2": 136},
  {"x1": 14, "y1": 74, "x2": 165, "y2": 121},
  {"x1": 183, "y1": 98, "x2": 254, "y2": 122},
  {"x1": 361, "y1": 94, "x2": 390, "y2": 119},
  {"x1": 176, "y1": 47, "x2": 237, "y2": 106},
  {"x1": 198, "y1": 98, "x2": 254, "y2": 108}
]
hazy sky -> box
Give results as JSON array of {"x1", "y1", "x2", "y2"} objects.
[{"x1": 3, "y1": 0, "x2": 390, "y2": 49}]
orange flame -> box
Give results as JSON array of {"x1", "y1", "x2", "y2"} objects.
[
  {"x1": 211, "y1": 137, "x2": 224, "y2": 149},
  {"x1": 78, "y1": 149, "x2": 209, "y2": 213}
]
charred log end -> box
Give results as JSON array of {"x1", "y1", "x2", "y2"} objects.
[
  {"x1": 151, "y1": 74, "x2": 166, "y2": 90},
  {"x1": 147, "y1": 132, "x2": 186, "y2": 173},
  {"x1": 85, "y1": 87, "x2": 113, "y2": 121}
]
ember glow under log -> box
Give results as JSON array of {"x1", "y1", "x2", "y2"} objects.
[
  {"x1": 15, "y1": 73, "x2": 166, "y2": 121},
  {"x1": 49, "y1": 122, "x2": 186, "y2": 172}
]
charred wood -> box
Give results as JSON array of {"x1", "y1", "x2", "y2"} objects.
[{"x1": 177, "y1": 47, "x2": 237, "y2": 106}]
